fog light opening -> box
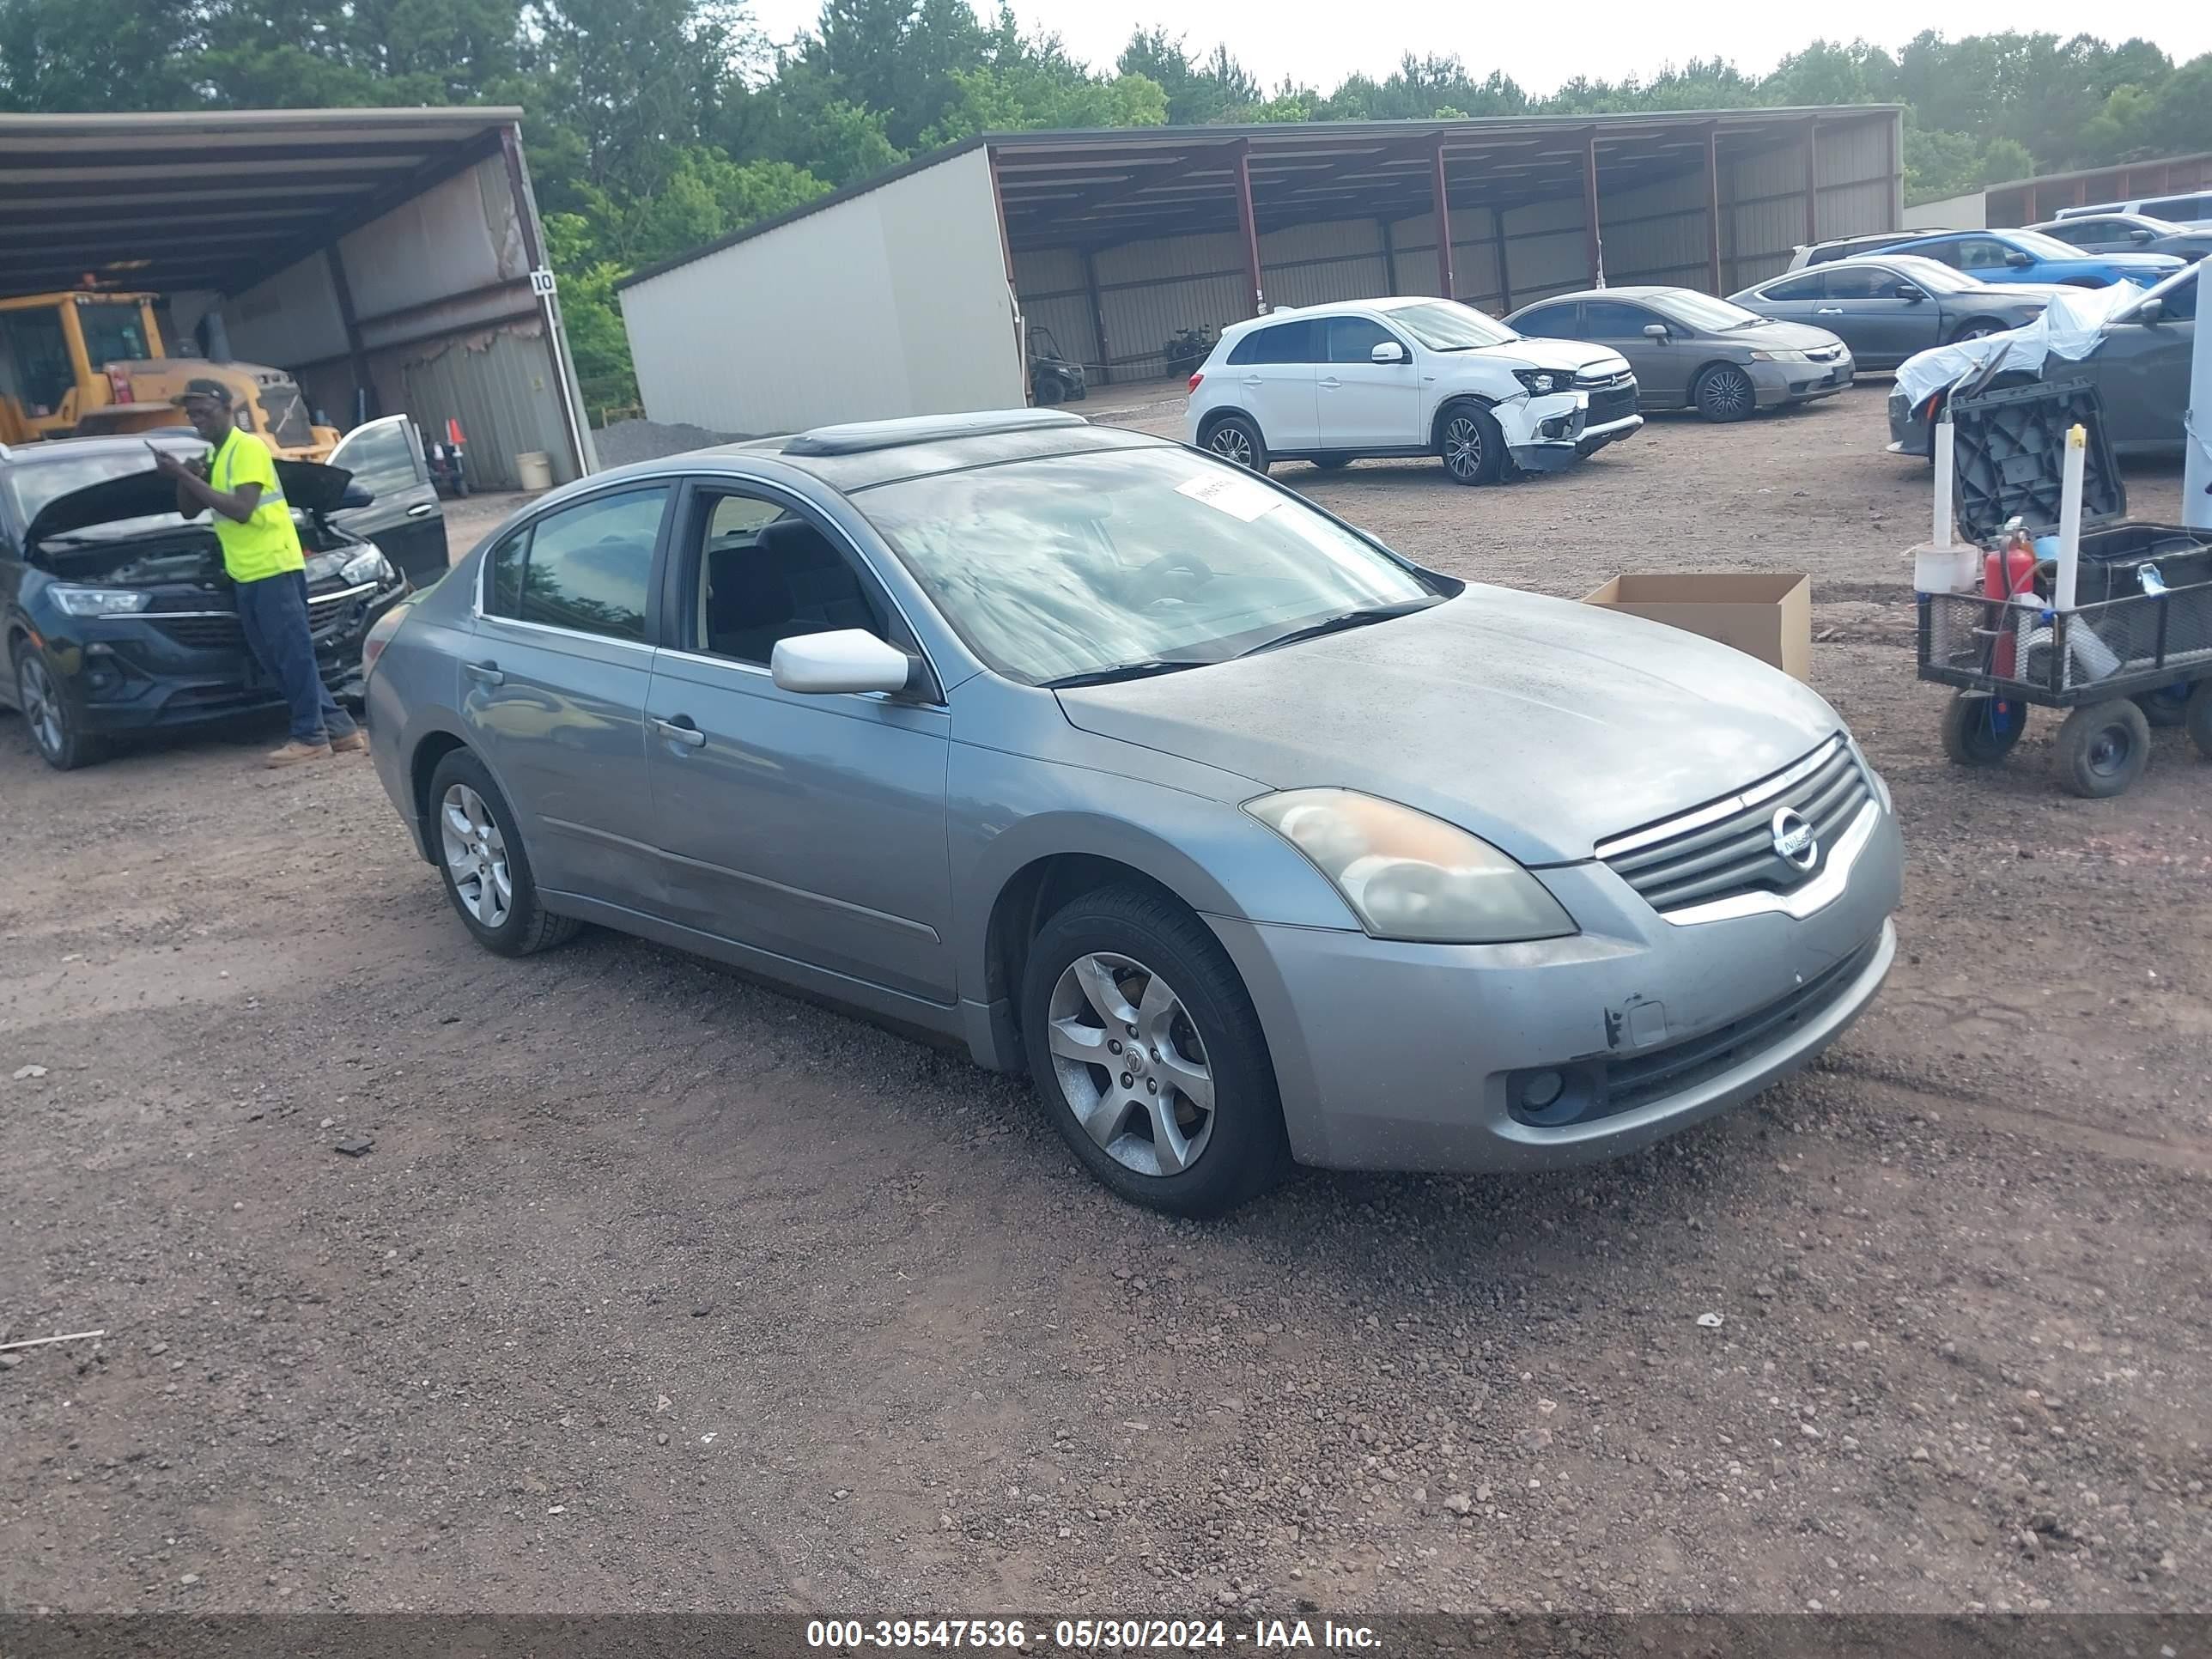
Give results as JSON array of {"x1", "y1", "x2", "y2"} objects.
[{"x1": 1521, "y1": 1070, "x2": 1564, "y2": 1111}]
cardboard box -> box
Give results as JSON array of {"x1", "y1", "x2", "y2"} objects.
[{"x1": 1581, "y1": 573, "x2": 1813, "y2": 683}]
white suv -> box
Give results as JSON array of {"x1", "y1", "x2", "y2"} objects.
[{"x1": 1182, "y1": 296, "x2": 1642, "y2": 485}]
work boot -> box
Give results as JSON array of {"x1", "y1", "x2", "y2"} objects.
[
  {"x1": 265, "y1": 738, "x2": 332, "y2": 769},
  {"x1": 329, "y1": 730, "x2": 368, "y2": 755}
]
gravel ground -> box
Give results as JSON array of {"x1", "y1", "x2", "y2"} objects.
[{"x1": 3, "y1": 383, "x2": 2209, "y2": 1620}]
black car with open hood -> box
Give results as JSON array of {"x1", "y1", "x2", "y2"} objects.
[{"x1": 0, "y1": 433, "x2": 410, "y2": 769}]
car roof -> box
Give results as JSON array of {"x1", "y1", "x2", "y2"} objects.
[
  {"x1": 1217, "y1": 295, "x2": 1460, "y2": 338},
  {"x1": 0, "y1": 429, "x2": 201, "y2": 468}
]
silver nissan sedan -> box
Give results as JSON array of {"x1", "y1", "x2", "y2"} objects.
[{"x1": 362, "y1": 410, "x2": 1900, "y2": 1217}]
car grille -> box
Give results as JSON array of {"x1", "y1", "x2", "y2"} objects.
[
  {"x1": 1595, "y1": 737, "x2": 1872, "y2": 918},
  {"x1": 1587, "y1": 385, "x2": 1639, "y2": 425},
  {"x1": 1602, "y1": 932, "x2": 1884, "y2": 1117},
  {"x1": 1807, "y1": 343, "x2": 1846, "y2": 364},
  {"x1": 147, "y1": 582, "x2": 370, "y2": 653}
]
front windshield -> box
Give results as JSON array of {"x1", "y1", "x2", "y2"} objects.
[
  {"x1": 856, "y1": 445, "x2": 1440, "y2": 685},
  {"x1": 1387, "y1": 301, "x2": 1518, "y2": 351},
  {"x1": 2008, "y1": 228, "x2": 2094, "y2": 261},
  {"x1": 1653, "y1": 291, "x2": 1765, "y2": 331}
]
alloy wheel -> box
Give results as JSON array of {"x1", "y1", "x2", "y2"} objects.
[
  {"x1": 1443, "y1": 415, "x2": 1484, "y2": 480},
  {"x1": 17, "y1": 655, "x2": 63, "y2": 761},
  {"x1": 1207, "y1": 425, "x2": 1255, "y2": 468},
  {"x1": 1045, "y1": 951, "x2": 1216, "y2": 1177},
  {"x1": 1702, "y1": 367, "x2": 1753, "y2": 418},
  {"x1": 441, "y1": 782, "x2": 514, "y2": 928}
]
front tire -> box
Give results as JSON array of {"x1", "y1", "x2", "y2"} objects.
[
  {"x1": 1949, "y1": 319, "x2": 2004, "y2": 343},
  {"x1": 428, "y1": 749, "x2": 580, "y2": 957},
  {"x1": 1020, "y1": 884, "x2": 1288, "y2": 1218},
  {"x1": 15, "y1": 647, "x2": 102, "y2": 771},
  {"x1": 1437, "y1": 404, "x2": 1505, "y2": 486},
  {"x1": 1694, "y1": 363, "x2": 1757, "y2": 422},
  {"x1": 1202, "y1": 413, "x2": 1268, "y2": 473},
  {"x1": 1031, "y1": 372, "x2": 1066, "y2": 407},
  {"x1": 1940, "y1": 691, "x2": 2026, "y2": 766},
  {"x1": 2053, "y1": 699, "x2": 2150, "y2": 798}
]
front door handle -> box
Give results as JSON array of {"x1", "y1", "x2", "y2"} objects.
[
  {"x1": 653, "y1": 716, "x2": 708, "y2": 749},
  {"x1": 464, "y1": 660, "x2": 504, "y2": 686},
  {"x1": 1815, "y1": 307, "x2": 1844, "y2": 313},
  {"x1": 1318, "y1": 376, "x2": 1342, "y2": 390},
  {"x1": 406, "y1": 501, "x2": 436, "y2": 518}
]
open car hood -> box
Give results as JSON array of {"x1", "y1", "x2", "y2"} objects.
[{"x1": 23, "y1": 459, "x2": 354, "y2": 551}]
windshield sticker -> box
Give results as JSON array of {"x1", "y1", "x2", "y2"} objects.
[{"x1": 1176, "y1": 471, "x2": 1281, "y2": 522}]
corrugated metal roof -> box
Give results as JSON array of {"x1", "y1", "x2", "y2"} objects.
[
  {"x1": 0, "y1": 107, "x2": 525, "y2": 298},
  {"x1": 620, "y1": 106, "x2": 1901, "y2": 288}
]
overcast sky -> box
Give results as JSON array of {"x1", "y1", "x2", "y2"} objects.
[{"x1": 748, "y1": 1, "x2": 2212, "y2": 97}]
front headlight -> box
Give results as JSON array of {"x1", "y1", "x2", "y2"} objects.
[
  {"x1": 1246, "y1": 788, "x2": 1577, "y2": 945},
  {"x1": 1750, "y1": 349, "x2": 1808, "y2": 363},
  {"x1": 50, "y1": 586, "x2": 151, "y2": 618},
  {"x1": 340, "y1": 544, "x2": 395, "y2": 587},
  {"x1": 1513, "y1": 368, "x2": 1571, "y2": 395}
]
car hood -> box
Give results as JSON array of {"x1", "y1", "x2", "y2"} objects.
[
  {"x1": 23, "y1": 459, "x2": 354, "y2": 551},
  {"x1": 1489, "y1": 336, "x2": 1632, "y2": 377},
  {"x1": 1727, "y1": 319, "x2": 1846, "y2": 352},
  {"x1": 1054, "y1": 589, "x2": 1839, "y2": 864},
  {"x1": 2096, "y1": 252, "x2": 2187, "y2": 274}
]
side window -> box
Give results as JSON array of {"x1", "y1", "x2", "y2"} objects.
[
  {"x1": 1759, "y1": 272, "x2": 1824, "y2": 301},
  {"x1": 1956, "y1": 238, "x2": 2013, "y2": 267},
  {"x1": 1512, "y1": 304, "x2": 1577, "y2": 337},
  {"x1": 1912, "y1": 240, "x2": 1966, "y2": 269},
  {"x1": 1227, "y1": 318, "x2": 1320, "y2": 365},
  {"x1": 486, "y1": 527, "x2": 527, "y2": 618},
  {"x1": 1325, "y1": 315, "x2": 1400, "y2": 363},
  {"x1": 2146, "y1": 196, "x2": 2210, "y2": 220},
  {"x1": 514, "y1": 488, "x2": 666, "y2": 641},
  {"x1": 1582, "y1": 301, "x2": 1658, "y2": 337},
  {"x1": 690, "y1": 489, "x2": 890, "y2": 668},
  {"x1": 1820, "y1": 268, "x2": 1887, "y2": 300},
  {"x1": 331, "y1": 420, "x2": 420, "y2": 504},
  {"x1": 0, "y1": 307, "x2": 73, "y2": 413},
  {"x1": 2041, "y1": 222, "x2": 2093, "y2": 247}
]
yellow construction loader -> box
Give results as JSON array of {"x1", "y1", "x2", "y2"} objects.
[{"x1": 0, "y1": 289, "x2": 339, "y2": 459}]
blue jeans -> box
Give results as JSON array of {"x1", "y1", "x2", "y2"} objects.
[{"x1": 234, "y1": 570, "x2": 357, "y2": 745}]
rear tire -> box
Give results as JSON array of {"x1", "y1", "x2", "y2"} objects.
[
  {"x1": 1694, "y1": 363, "x2": 1757, "y2": 422},
  {"x1": 2185, "y1": 680, "x2": 2212, "y2": 759},
  {"x1": 1940, "y1": 692, "x2": 2026, "y2": 766},
  {"x1": 1437, "y1": 404, "x2": 1505, "y2": 486},
  {"x1": 1201, "y1": 413, "x2": 1268, "y2": 474},
  {"x1": 1031, "y1": 372, "x2": 1066, "y2": 407},
  {"x1": 2136, "y1": 682, "x2": 2192, "y2": 728},
  {"x1": 1019, "y1": 883, "x2": 1288, "y2": 1218},
  {"x1": 2053, "y1": 699, "x2": 2150, "y2": 799},
  {"x1": 427, "y1": 749, "x2": 580, "y2": 957}
]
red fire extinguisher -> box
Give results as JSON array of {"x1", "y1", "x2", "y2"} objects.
[{"x1": 1984, "y1": 518, "x2": 2039, "y2": 678}]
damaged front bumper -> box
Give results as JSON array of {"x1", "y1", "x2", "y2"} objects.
[{"x1": 1504, "y1": 388, "x2": 1644, "y2": 472}]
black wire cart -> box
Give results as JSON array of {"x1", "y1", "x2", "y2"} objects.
[{"x1": 1918, "y1": 379, "x2": 2212, "y2": 798}]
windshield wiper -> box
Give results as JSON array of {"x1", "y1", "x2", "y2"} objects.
[
  {"x1": 1042, "y1": 659, "x2": 1210, "y2": 689},
  {"x1": 1241, "y1": 597, "x2": 1441, "y2": 657}
]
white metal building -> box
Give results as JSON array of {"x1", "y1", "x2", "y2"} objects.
[
  {"x1": 620, "y1": 106, "x2": 1904, "y2": 434},
  {"x1": 0, "y1": 107, "x2": 596, "y2": 489}
]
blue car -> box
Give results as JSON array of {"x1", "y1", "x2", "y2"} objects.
[{"x1": 1883, "y1": 228, "x2": 2182, "y2": 290}]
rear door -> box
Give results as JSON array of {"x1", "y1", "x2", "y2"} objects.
[
  {"x1": 329, "y1": 415, "x2": 448, "y2": 586},
  {"x1": 1224, "y1": 319, "x2": 1322, "y2": 453},
  {"x1": 1315, "y1": 313, "x2": 1420, "y2": 448},
  {"x1": 1814, "y1": 265, "x2": 1932, "y2": 364},
  {"x1": 463, "y1": 484, "x2": 672, "y2": 908}
]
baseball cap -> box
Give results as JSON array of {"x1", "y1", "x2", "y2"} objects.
[{"x1": 170, "y1": 377, "x2": 234, "y2": 408}]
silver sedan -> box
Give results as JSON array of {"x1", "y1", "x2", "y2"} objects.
[
  {"x1": 362, "y1": 411, "x2": 1900, "y2": 1216},
  {"x1": 1731, "y1": 254, "x2": 2063, "y2": 369}
]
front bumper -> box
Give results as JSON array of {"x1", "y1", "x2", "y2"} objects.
[
  {"x1": 1754, "y1": 353, "x2": 1856, "y2": 406},
  {"x1": 1209, "y1": 800, "x2": 1904, "y2": 1174},
  {"x1": 40, "y1": 579, "x2": 406, "y2": 737}
]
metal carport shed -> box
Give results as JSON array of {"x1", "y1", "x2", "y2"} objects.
[
  {"x1": 618, "y1": 104, "x2": 1902, "y2": 434},
  {"x1": 0, "y1": 106, "x2": 595, "y2": 489}
]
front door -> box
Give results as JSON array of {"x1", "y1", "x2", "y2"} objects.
[
  {"x1": 643, "y1": 483, "x2": 955, "y2": 1002},
  {"x1": 1224, "y1": 317, "x2": 1322, "y2": 453},
  {"x1": 2092, "y1": 275, "x2": 2197, "y2": 450},
  {"x1": 462, "y1": 484, "x2": 671, "y2": 907},
  {"x1": 1315, "y1": 314, "x2": 1421, "y2": 447},
  {"x1": 328, "y1": 415, "x2": 449, "y2": 586},
  {"x1": 1582, "y1": 298, "x2": 1686, "y2": 405},
  {"x1": 1815, "y1": 266, "x2": 1939, "y2": 365}
]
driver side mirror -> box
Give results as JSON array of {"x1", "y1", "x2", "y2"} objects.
[
  {"x1": 1895, "y1": 283, "x2": 1927, "y2": 301},
  {"x1": 2129, "y1": 228, "x2": 2153, "y2": 243},
  {"x1": 339, "y1": 482, "x2": 374, "y2": 508},
  {"x1": 2135, "y1": 296, "x2": 2166, "y2": 325},
  {"x1": 2004, "y1": 250, "x2": 2033, "y2": 268},
  {"x1": 1642, "y1": 322, "x2": 1670, "y2": 339},
  {"x1": 771, "y1": 629, "x2": 916, "y2": 696},
  {"x1": 1370, "y1": 340, "x2": 1407, "y2": 365}
]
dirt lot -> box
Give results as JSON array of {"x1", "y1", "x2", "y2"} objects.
[{"x1": 4, "y1": 384, "x2": 2209, "y2": 1620}]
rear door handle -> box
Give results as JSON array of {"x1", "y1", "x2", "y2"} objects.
[
  {"x1": 1242, "y1": 374, "x2": 1264, "y2": 387},
  {"x1": 406, "y1": 501, "x2": 436, "y2": 518},
  {"x1": 653, "y1": 716, "x2": 708, "y2": 749},
  {"x1": 464, "y1": 660, "x2": 504, "y2": 686},
  {"x1": 1815, "y1": 307, "x2": 1844, "y2": 313},
  {"x1": 1318, "y1": 376, "x2": 1342, "y2": 390}
]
